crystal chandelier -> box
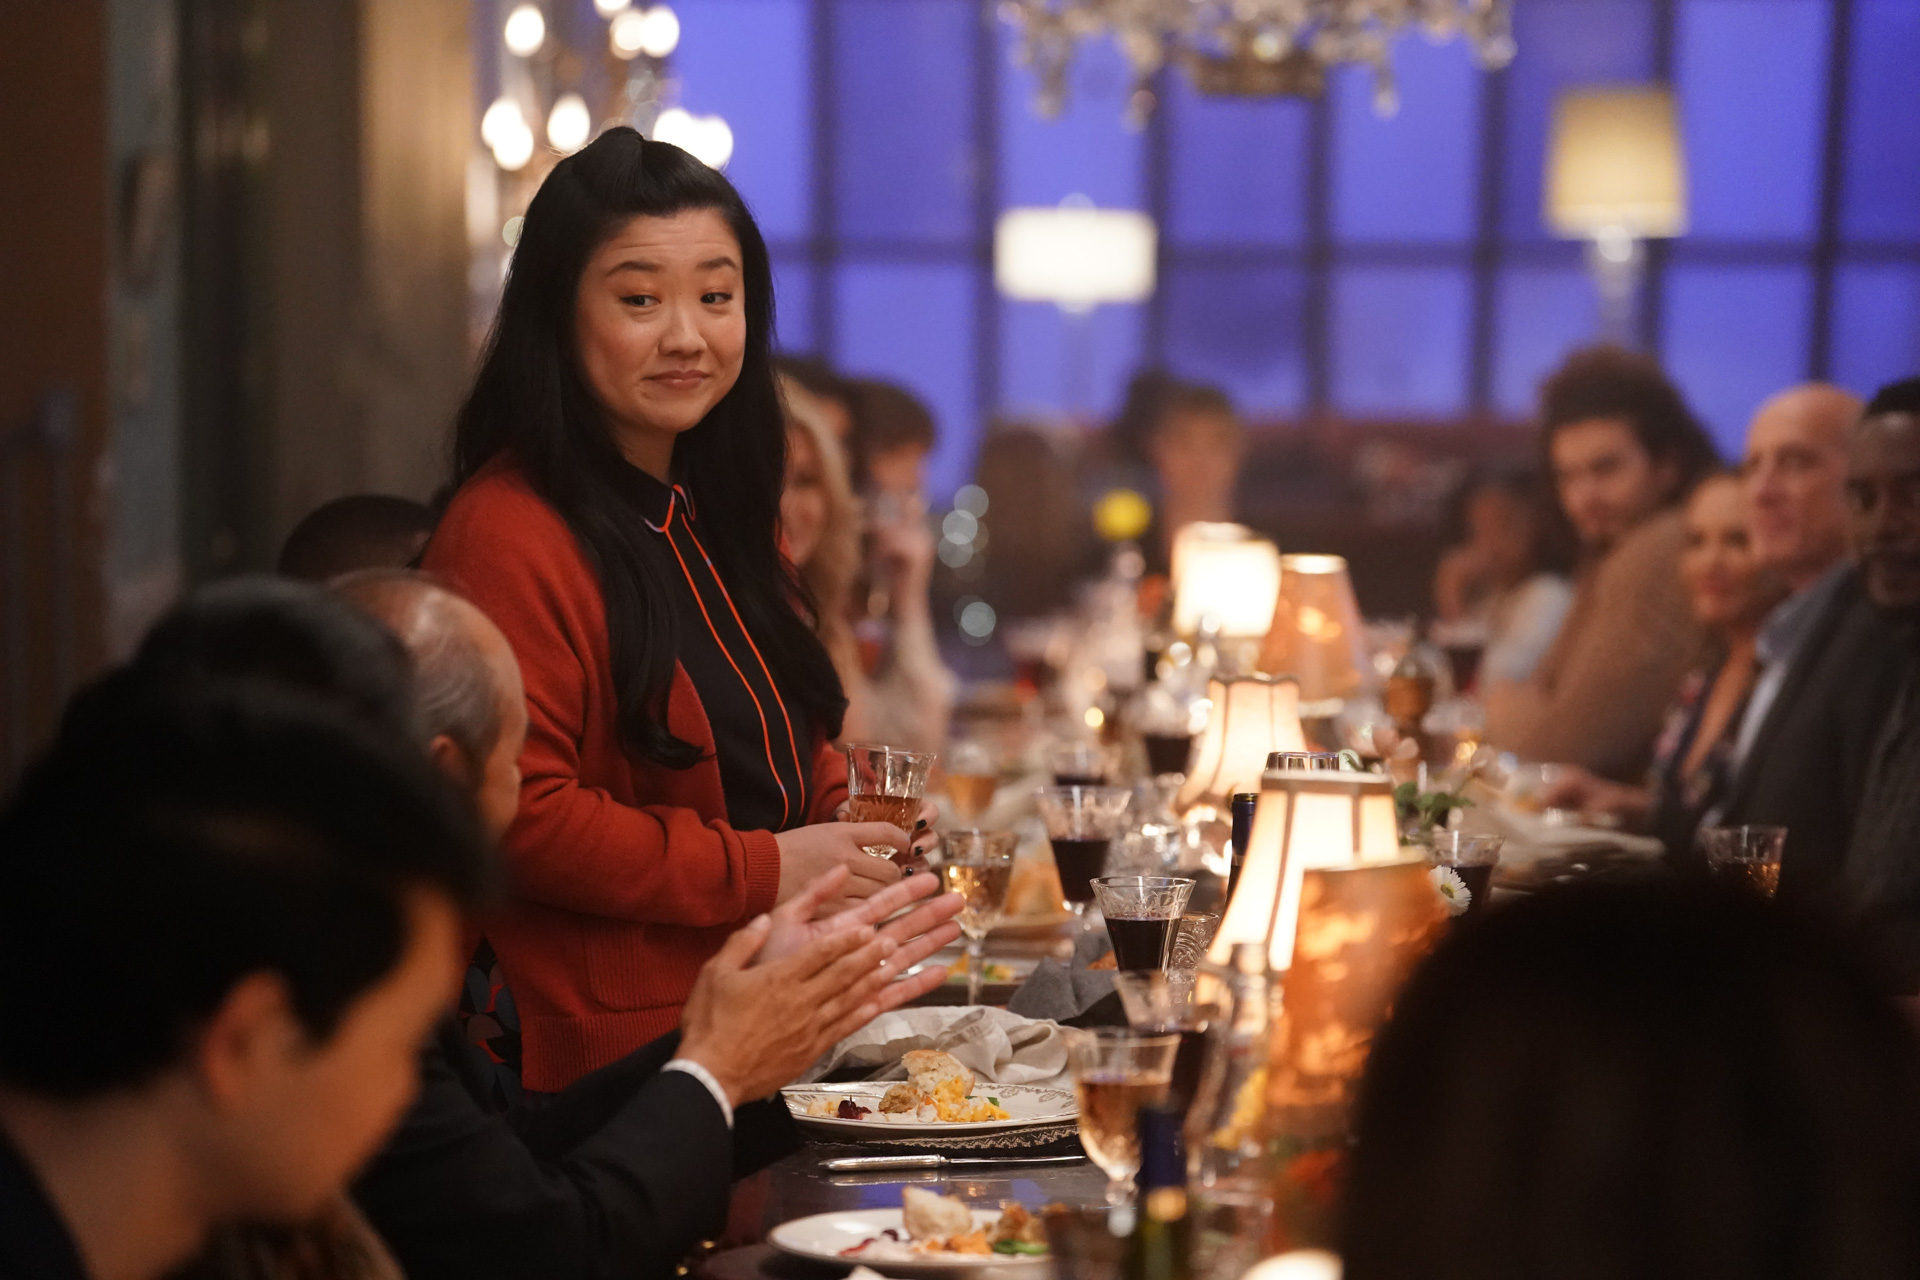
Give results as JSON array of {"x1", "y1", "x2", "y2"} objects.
[{"x1": 995, "y1": 0, "x2": 1517, "y2": 123}]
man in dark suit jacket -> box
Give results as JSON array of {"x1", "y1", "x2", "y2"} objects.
[
  {"x1": 142, "y1": 576, "x2": 962, "y2": 1280},
  {"x1": 1711, "y1": 385, "x2": 1909, "y2": 901}
]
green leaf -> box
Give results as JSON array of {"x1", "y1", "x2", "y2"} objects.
[
  {"x1": 988, "y1": 1097, "x2": 1000, "y2": 1106},
  {"x1": 993, "y1": 1241, "x2": 1048, "y2": 1255}
]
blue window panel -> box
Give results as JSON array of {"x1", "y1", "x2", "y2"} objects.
[
  {"x1": 1831, "y1": 265, "x2": 1920, "y2": 398},
  {"x1": 834, "y1": 0, "x2": 976, "y2": 242},
  {"x1": 1329, "y1": 39, "x2": 1481, "y2": 245},
  {"x1": 834, "y1": 261, "x2": 979, "y2": 499},
  {"x1": 1492, "y1": 266, "x2": 1603, "y2": 416},
  {"x1": 1661, "y1": 266, "x2": 1811, "y2": 456},
  {"x1": 1499, "y1": 0, "x2": 1657, "y2": 243},
  {"x1": 1329, "y1": 267, "x2": 1474, "y2": 415},
  {"x1": 1164, "y1": 74, "x2": 1310, "y2": 247},
  {"x1": 1160, "y1": 268, "x2": 1309, "y2": 415},
  {"x1": 1675, "y1": 0, "x2": 1829, "y2": 242},
  {"x1": 998, "y1": 25, "x2": 1144, "y2": 210},
  {"x1": 1841, "y1": 0, "x2": 1920, "y2": 242},
  {"x1": 997, "y1": 300, "x2": 1147, "y2": 423},
  {"x1": 770, "y1": 255, "x2": 815, "y2": 355},
  {"x1": 673, "y1": 0, "x2": 812, "y2": 241}
]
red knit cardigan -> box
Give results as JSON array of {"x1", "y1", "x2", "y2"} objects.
[{"x1": 423, "y1": 458, "x2": 848, "y2": 1090}]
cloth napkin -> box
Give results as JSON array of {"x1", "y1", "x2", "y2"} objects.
[
  {"x1": 1006, "y1": 929, "x2": 1122, "y2": 1025},
  {"x1": 801, "y1": 1005, "x2": 1068, "y2": 1085}
]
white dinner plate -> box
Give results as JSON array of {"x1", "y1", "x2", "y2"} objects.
[
  {"x1": 768, "y1": 1208, "x2": 1049, "y2": 1273},
  {"x1": 782, "y1": 1081, "x2": 1077, "y2": 1138}
]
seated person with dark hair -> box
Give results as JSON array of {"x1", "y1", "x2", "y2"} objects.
[
  {"x1": 0, "y1": 671, "x2": 493, "y2": 1280},
  {"x1": 147, "y1": 574, "x2": 962, "y2": 1280},
  {"x1": 1838, "y1": 377, "x2": 1920, "y2": 988},
  {"x1": 1342, "y1": 878, "x2": 1920, "y2": 1278},
  {"x1": 278, "y1": 494, "x2": 437, "y2": 582},
  {"x1": 1486, "y1": 345, "x2": 1720, "y2": 780}
]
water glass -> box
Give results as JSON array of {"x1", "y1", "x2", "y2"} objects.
[
  {"x1": 934, "y1": 828, "x2": 1017, "y2": 1005},
  {"x1": 1697, "y1": 824, "x2": 1786, "y2": 897},
  {"x1": 1063, "y1": 1027, "x2": 1179, "y2": 1206},
  {"x1": 1422, "y1": 831, "x2": 1504, "y2": 919},
  {"x1": 844, "y1": 742, "x2": 936, "y2": 862}
]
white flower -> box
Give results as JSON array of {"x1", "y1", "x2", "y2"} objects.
[{"x1": 1431, "y1": 865, "x2": 1471, "y2": 917}]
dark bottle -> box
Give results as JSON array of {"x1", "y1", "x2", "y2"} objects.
[
  {"x1": 1125, "y1": 1104, "x2": 1192, "y2": 1280},
  {"x1": 1227, "y1": 793, "x2": 1258, "y2": 906}
]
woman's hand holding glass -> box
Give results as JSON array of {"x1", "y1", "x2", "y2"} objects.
[{"x1": 774, "y1": 820, "x2": 914, "y2": 914}]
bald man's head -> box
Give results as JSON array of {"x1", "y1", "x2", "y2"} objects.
[
  {"x1": 332, "y1": 570, "x2": 528, "y2": 840},
  {"x1": 1741, "y1": 383, "x2": 1865, "y2": 590}
]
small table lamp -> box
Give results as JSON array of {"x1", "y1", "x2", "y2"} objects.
[
  {"x1": 1171, "y1": 522, "x2": 1285, "y2": 641},
  {"x1": 1205, "y1": 758, "x2": 1403, "y2": 974},
  {"x1": 1546, "y1": 85, "x2": 1687, "y2": 345},
  {"x1": 1176, "y1": 674, "x2": 1307, "y2": 817},
  {"x1": 1258, "y1": 554, "x2": 1368, "y2": 716}
]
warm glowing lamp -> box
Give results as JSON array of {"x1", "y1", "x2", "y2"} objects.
[
  {"x1": 1171, "y1": 522, "x2": 1284, "y2": 638},
  {"x1": 1546, "y1": 85, "x2": 1687, "y2": 344},
  {"x1": 1258, "y1": 554, "x2": 1367, "y2": 708},
  {"x1": 1206, "y1": 761, "x2": 1402, "y2": 973},
  {"x1": 1177, "y1": 674, "x2": 1307, "y2": 815},
  {"x1": 995, "y1": 201, "x2": 1156, "y2": 313}
]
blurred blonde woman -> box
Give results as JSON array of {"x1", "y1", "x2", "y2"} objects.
[{"x1": 781, "y1": 380, "x2": 954, "y2": 750}]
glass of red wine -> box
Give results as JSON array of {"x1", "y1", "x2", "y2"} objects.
[
  {"x1": 1048, "y1": 739, "x2": 1113, "y2": 787},
  {"x1": 1110, "y1": 969, "x2": 1215, "y2": 1122},
  {"x1": 1034, "y1": 785, "x2": 1131, "y2": 928},
  {"x1": 1091, "y1": 875, "x2": 1197, "y2": 970},
  {"x1": 1422, "y1": 831, "x2": 1504, "y2": 920}
]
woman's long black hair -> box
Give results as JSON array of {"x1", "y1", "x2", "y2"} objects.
[{"x1": 452, "y1": 128, "x2": 845, "y2": 768}]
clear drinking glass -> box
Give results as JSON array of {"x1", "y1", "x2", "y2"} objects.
[
  {"x1": 843, "y1": 742, "x2": 936, "y2": 863},
  {"x1": 1697, "y1": 824, "x2": 1786, "y2": 897},
  {"x1": 1063, "y1": 1026, "x2": 1180, "y2": 1206},
  {"x1": 1110, "y1": 968, "x2": 1214, "y2": 1121},
  {"x1": 934, "y1": 828, "x2": 1017, "y2": 1005},
  {"x1": 1092, "y1": 876, "x2": 1196, "y2": 971},
  {"x1": 1422, "y1": 831, "x2": 1505, "y2": 919},
  {"x1": 943, "y1": 739, "x2": 1000, "y2": 823},
  {"x1": 1049, "y1": 739, "x2": 1113, "y2": 787},
  {"x1": 1034, "y1": 785, "x2": 1132, "y2": 925}
]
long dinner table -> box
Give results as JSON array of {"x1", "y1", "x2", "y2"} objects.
[{"x1": 697, "y1": 1141, "x2": 1107, "y2": 1280}]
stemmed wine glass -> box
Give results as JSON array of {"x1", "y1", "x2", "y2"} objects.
[
  {"x1": 934, "y1": 828, "x2": 1017, "y2": 1005},
  {"x1": 1034, "y1": 785, "x2": 1131, "y2": 928},
  {"x1": 844, "y1": 742, "x2": 936, "y2": 862},
  {"x1": 1063, "y1": 1026, "x2": 1180, "y2": 1206}
]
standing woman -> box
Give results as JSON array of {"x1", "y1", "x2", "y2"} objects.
[{"x1": 426, "y1": 130, "x2": 918, "y2": 1092}]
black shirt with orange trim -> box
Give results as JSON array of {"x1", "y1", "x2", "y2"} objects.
[{"x1": 625, "y1": 467, "x2": 813, "y2": 833}]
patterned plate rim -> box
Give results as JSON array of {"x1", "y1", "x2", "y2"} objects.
[{"x1": 782, "y1": 1081, "x2": 1076, "y2": 1134}]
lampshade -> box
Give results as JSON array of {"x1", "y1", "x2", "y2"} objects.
[
  {"x1": 1177, "y1": 675, "x2": 1307, "y2": 815},
  {"x1": 1206, "y1": 764, "x2": 1402, "y2": 973},
  {"x1": 1171, "y1": 523, "x2": 1284, "y2": 638},
  {"x1": 994, "y1": 202, "x2": 1157, "y2": 311},
  {"x1": 1258, "y1": 554, "x2": 1368, "y2": 703},
  {"x1": 1545, "y1": 86, "x2": 1687, "y2": 240}
]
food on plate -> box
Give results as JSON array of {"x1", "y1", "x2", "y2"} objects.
[
  {"x1": 795, "y1": 1050, "x2": 1014, "y2": 1124},
  {"x1": 1005, "y1": 858, "x2": 1066, "y2": 917},
  {"x1": 903, "y1": 1187, "x2": 976, "y2": 1241},
  {"x1": 838, "y1": 1190, "x2": 1050, "y2": 1262}
]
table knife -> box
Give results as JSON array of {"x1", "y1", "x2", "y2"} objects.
[{"x1": 821, "y1": 1153, "x2": 1084, "y2": 1172}]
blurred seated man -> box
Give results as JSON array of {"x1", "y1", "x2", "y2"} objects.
[
  {"x1": 278, "y1": 494, "x2": 436, "y2": 582},
  {"x1": 1838, "y1": 379, "x2": 1920, "y2": 989},
  {"x1": 1342, "y1": 878, "x2": 1920, "y2": 1278},
  {"x1": 0, "y1": 672, "x2": 491, "y2": 1280},
  {"x1": 327, "y1": 569, "x2": 964, "y2": 1280},
  {"x1": 1484, "y1": 345, "x2": 1719, "y2": 780},
  {"x1": 1702, "y1": 384, "x2": 1906, "y2": 901},
  {"x1": 139, "y1": 577, "x2": 960, "y2": 1280},
  {"x1": 1143, "y1": 381, "x2": 1244, "y2": 577}
]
